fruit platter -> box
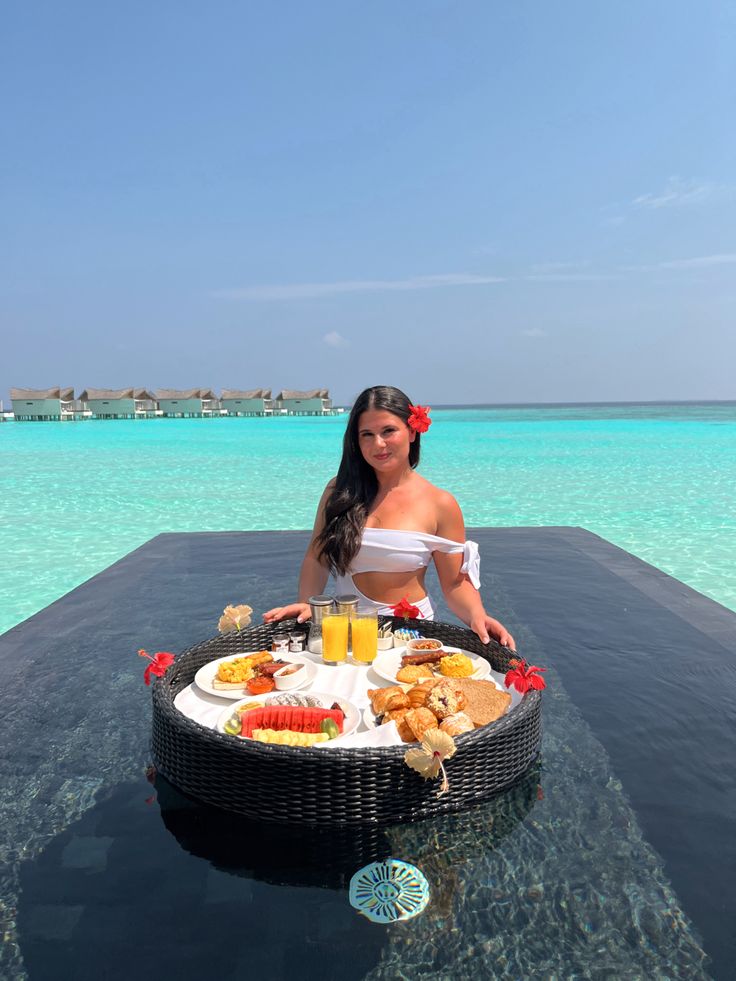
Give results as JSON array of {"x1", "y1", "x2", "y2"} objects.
[
  {"x1": 216, "y1": 691, "x2": 361, "y2": 745},
  {"x1": 150, "y1": 618, "x2": 542, "y2": 825}
]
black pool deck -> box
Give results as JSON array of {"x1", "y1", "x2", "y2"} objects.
[{"x1": 0, "y1": 527, "x2": 734, "y2": 980}]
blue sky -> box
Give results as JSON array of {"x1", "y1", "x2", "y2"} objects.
[{"x1": 2, "y1": 1, "x2": 734, "y2": 405}]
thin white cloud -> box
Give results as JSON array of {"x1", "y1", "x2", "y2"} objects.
[
  {"x1": 632, "y1": 176, "x2": 719, "y2": 209},
  {"x1": 530, "y1": 261, "x2": 591, "y2": 274},
  {"x1": 655, "y1": 253, "x2": 736, "y2": 269},
  {"x1": 323, "y1": 331, "x2": 349, "y2": 348},
  {"x1": 521, "y1": 327, "x2": 547, "y2": 338},
  {"x1": 525, "y1": 273, "x2": 619, "y2": 282},
  {"x1": 214, "y1": 272, "x2": 505, "y2": 301},
  {"x1": 624, "y1": 253, "x2": 736, "y2": 272}
]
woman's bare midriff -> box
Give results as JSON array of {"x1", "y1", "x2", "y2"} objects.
[{"x1": 351, "y1": 569, "x2": 428, "y2": 605}]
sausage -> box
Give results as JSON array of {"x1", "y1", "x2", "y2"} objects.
[
  {"x1": 256, "y1": 661, "x2": 288, "y2": 677},
  {"x1": 401, "y1": 650, "x2": 449, "y2": 667}
]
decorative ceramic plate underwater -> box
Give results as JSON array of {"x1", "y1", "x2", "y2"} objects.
[{"x1": 349, "y1": 860, "x2": 430, "y2": 923}]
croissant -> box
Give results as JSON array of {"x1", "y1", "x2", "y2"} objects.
[
  {"x1": 439, "y1": 711, "x2": 475, "y2": 736},
  {"x1": 368, "y1": 686, "x2": 407, "y2": 715},
  {"x1": 407, "y1": 686, "x2": 430, "y2": 709},
  {"x1": 380, "y1": 707, "x2": 410, "y2": 725},
  {"x1": 404, "y1": 707, "x2": 439, "y2": 742}
]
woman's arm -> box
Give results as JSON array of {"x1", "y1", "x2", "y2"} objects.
[
  {"x1": 263, "y1": 481, "x2": 334, "y2": 624},
  {"x1": 432, "y1": 492, "x2": 516, "y2": 649}
]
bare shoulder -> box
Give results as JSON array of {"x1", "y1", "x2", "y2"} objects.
[{"x1": 418, "y1": 478, "x2": 464, "y2": 533}]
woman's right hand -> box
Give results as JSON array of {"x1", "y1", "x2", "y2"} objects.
[{"x1": 262, "y1": 602, "x2": 312, "y2": 624}]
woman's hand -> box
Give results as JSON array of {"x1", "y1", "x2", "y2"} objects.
[
  {"x1": 470, "y1": 614, "x2": 515, "y2": 651},
  {"x1": 262, "y1": 602, "x2": 312, "y2": 625}
]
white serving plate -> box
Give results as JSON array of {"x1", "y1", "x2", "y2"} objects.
[
  {"x1": 194, "y1": 651, "x2": 316, "y2": 700},
  {"x1": 362, "y1": 669, "x2": 519, "y2": 733},
  {"x1": 372, "y1": 645, "x2": 491, "y2": 686},
  {"x1": 215, "y1": 690, "x2": 361, "y2": 744}
]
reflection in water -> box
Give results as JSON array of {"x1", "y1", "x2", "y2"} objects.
[
  {"x1": 154, "y1": 763, "x2": 540, "y2": 894},
  {"x1": 15, "y1": 769, "x2": 539, "y2": 981}
]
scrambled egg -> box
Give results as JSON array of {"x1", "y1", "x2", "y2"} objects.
[
  {"x1": 217, "y1": 651, "x2": 271, "y2": 683},
  {"x1": 439, "y1": 653, "x2": 475, "y2": 678}
]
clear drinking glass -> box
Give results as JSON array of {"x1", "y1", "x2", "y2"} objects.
[
  {"x1": 321, "y1": 612, "x2": 349, "y2": 665},
  {"x1": 350, "y1": 608, "x2": 378, "y2": 664}
]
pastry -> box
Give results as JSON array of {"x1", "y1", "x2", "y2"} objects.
[
  {"x1": 451, "y1": 679, "x2": 512, "y2": 727},
  {"x1": 396, "y1": 717, "x2": 416, "y2": 743},
  {"x1": 439, "y1": 653, "x2": 475, "y2": 678},
  {"x1": 368, "y1": 686, "x2": 409, "y2": 714},
  {"x1": 439, "y1": 712, "x2": 475, "y2": 736},
  {"x1": 381, "y1": 707, "x2": 410, "y2": 725},
  {"x1": 403, "y1": 707, "x2": 438, "y2": 742},
  {"x1": 426, "y1": 680, "x2": 466, "y2": 719},
  {"x1": 397, "y1": 664, "x2": 434, "y2": 683}
]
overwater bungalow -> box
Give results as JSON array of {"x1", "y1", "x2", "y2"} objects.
[
  {"x1": 220, "y1": 389, "x2": 274, "y2": 416},
  {"x1": 10, "y1": 387, "x2": 76, "y2": 421},
  {"x1": 155, "y1": 389, "x2": 220, "y2": 418},
  {"x1": 79, "y1": 388, "x2": 158, "y2": 419},
  {"x1": 275, "y1": 389, "x2": 333, "y2": 415}
]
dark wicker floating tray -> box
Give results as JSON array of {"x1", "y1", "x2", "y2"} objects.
[{"x1": 151, "y1": 618, "x2": 542, "y2": 826}]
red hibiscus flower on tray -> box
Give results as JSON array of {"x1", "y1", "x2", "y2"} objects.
[
  {"x1": 139, "y1": 649, "x2": 175, "y2": 686},
  {"x1": 504, "y1": 658, "x2": 546, "y2": 694},
  {"x1": 407, "y1": 404, "x2": 431, "y2": 433},
  {"x1": 391, "y1": 597, "x2": 423, "y2": 620}
]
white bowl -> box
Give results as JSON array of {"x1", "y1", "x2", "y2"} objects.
[
  {"x1": 274, "y1": 662, "x2": 308, "y2": 690},
  {"x1": 405, "y1": 637, "x2": 443, "y2": 656}
]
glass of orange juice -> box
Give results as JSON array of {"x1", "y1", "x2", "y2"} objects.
[
  {"x1": 351, "y1": 608, "x2": 378, "y2": 664},
  {"x1": 321, "y1": 612, "x2": 349, "y2": 665}
]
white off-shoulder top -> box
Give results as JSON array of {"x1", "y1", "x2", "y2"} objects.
[{"x1": 349, "y1": 527, "x2": 481, "y2": 589}]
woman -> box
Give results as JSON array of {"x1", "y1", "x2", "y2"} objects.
[{"x1": 264, "y1": 386, "x2": 515, "y2": 649}]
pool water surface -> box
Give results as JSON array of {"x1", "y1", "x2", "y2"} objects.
[{"x1": 0, "y1": 528, "x2": 734, "y2": 979}]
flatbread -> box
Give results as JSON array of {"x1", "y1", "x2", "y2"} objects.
[{"x1": 451, "y1": 679, "x2": 511, "y2": 727}]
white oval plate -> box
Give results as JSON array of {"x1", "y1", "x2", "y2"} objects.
[
  {"x1": 216, "y1": 690, "x2": 361, "y2": 743},
  {"x1": 194, "y1": 651, "x2": 316, "y2": 700},
  {"x1": 372, "y1": 645, "x2": 491, "y2": 686}
]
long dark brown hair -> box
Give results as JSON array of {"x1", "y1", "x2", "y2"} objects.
[{"x1": 316, "y1": 386, "x2": 421, "y2": 574}]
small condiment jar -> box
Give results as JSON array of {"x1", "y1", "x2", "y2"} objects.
[
  {"x1": 288, "y1": 631, "x2": 305, "y2": 653},
  {"x1": 271, "y1": 633, "x2": 290, "y2": 654}
]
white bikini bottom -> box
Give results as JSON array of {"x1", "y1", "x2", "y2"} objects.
[{"x1": 334, "y1": 574, "x2": 435, "y2": 620}]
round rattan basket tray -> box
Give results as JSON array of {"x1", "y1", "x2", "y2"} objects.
[{"x1": 151, "y1": 618, "x2": 542, "y2": 825}]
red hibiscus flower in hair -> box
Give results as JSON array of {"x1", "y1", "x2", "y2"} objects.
[
  {"x1": 392, "y1": 597, "x2": 423, "y2": 620},
  {"x1": 139, "y1": 649, "x2": 175, "y2": 685},
  {"x1": 407, "y1": 404, "x2": 431, "y2": 433},
  {"x1": 504, "y1": 658, "x2": 546, "y2": 694}
]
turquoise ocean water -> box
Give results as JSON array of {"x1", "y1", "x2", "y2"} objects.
[{"x1": 1, "y1": 403, "x2": 735, "y2": 635}]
